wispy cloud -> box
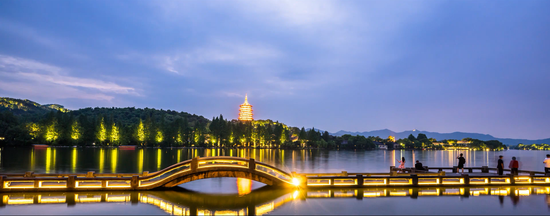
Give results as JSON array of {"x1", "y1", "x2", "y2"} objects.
[{"x1": 0, "y1": 55, "x2": 137, "y2": 100}]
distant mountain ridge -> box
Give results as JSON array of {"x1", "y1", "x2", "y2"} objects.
[{"x1": 331, "y1": 129, "x2": 550, "y2": 145}]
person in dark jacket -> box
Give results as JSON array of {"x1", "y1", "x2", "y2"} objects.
[
  {"x1": 509, "y1": 157, "x2": 519, "y2": 175},
  {"x1": 497, "y1": 155, "x2": 504, "y2": 175},
  {"x1": 415, "y1": 160, "x2": 425, "y2": 171},
  {"x1": 456, "y1": 153, "x2": 466, "y2": 174}
]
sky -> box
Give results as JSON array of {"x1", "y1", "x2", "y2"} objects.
[{"x1": 0, "y1": 0, "x2": 549, "y2": 140}]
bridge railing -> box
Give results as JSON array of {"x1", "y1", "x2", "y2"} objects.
[
  {"x1": 137, "y1": 156, "x2": 295, "y2": 188},
  {"x1": 303, "y1": 173, "x2": 550, "y2": 188}
]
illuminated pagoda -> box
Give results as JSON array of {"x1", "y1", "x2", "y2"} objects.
[{"x1": 238, "y1": 94, "x2": 253, "y2": 121}]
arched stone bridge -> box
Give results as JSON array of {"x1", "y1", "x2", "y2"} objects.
[{"x1": 0, "y1": 157, "x2": 297, "y2": 191}]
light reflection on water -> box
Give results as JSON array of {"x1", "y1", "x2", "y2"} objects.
[
  {"x1": 1, "y1": 186, "x2": 550, "y2": 215},
  {"x1": 2, "y1": 148, "x2": 550, "y2": 175}
]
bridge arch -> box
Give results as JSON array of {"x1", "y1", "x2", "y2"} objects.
[{"x1": 137, "y1": 156, "x2": 296, "y2": 189}]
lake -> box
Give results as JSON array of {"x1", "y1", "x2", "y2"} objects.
[{"x1": 1, "y1": 147, "x2": 549, "y2": 215}]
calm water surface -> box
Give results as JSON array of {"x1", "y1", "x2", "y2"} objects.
[{"x1": 0, "y1": 147, "x2": 549, "y2": 215}]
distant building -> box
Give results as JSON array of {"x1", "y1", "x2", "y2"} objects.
[
  {"x1": 238, "y1": 95, "x2": 253, "y2": 121},
  {"x1": 374, "y1": 141, "x2": 387, "y2": 150},
  {"x1": 393, "y1": 143, "x2": 401, "y2": 149}
]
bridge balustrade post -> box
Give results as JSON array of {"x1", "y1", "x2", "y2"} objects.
[
  {"x1": 356, "y1": 174, "x2": 364, "y2": 187},
  {"x1": 341, "y1": 171, "x2": 348, "y2": 177},
  {"x1": 481, "y1": 166, "x2": 489, "y2": 173},
  {"x1": 462, "y1": 174, "x2": 470, "y2": 186},
  {"x1": 86, "y1": 171, "x2": 95, "y2": 178},
  {"x1": 0, "y1": 175, "x2": 4, "y2": 190},
  {"x1": 24, "y1": 171, "x2": 34, "y2": 177},
  {"x1": 141, "y1": 171, "x2": 149, "y2": 177},
  {"x1": 67, "y1": 175, "x2": 76, "y2": 189},
  {"x1": 248, "y1": 158, "x2": 256, "y2": 172},
  {"x1": 509, "y1": 174, "x2": 516, "y2": 185},
  {"x1": 452, "y1": 166, "x2": 457, "y2": 173},
  {"x1": 411, "y1": 174, "x2": 418, "y2": 186},
  {"x1": 131, "y1": 175, "x2": 139, "y2": 189},
  {"x1": 191, "y1": 157, "x2": 198, "y2": 172},
  {"x1": 389, "y1": 166, "x2": 395, "y2": 173}
]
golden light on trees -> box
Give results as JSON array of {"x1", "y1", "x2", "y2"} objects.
[
  {"x1": 238, "y1": 94, "x2": 253, "y2": 121},
  {"x1": 98, "y1": 118, "x2": 107, "y2": 142},
  {"x1": 156, "y1": 131, "x2": 163, "y2": 143},
  {"x1": 280, "y1": 128, "x2": 287, "y2": 143},
  {"x1": 137, "y1": 119, "x2": 145, "y2": 143},
  {"x1": 176, "y1": 131, "x2": 183, "y2": 144},
  {"x1": 111, "y1": 123, "x2": 119, "y2": 143},
  {"x1": 45, "y1": 122, "x2": 58, "y2": 142},
  {"x1": 71, "y1": 121, "x2": 80, "y2": 140},
  {"x1": 388, "y1": 136, "x2": 396, "y2": 142},
  {"x1": 27, "y1": 123, "x2": 40, "y2": 139},
  {"x1": 229, "y1": 132, "x2": 234, "y2": 143}
]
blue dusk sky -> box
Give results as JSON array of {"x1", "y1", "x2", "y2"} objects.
[{"x1": 0, "y1": 0, "x2": 549, "y2": 139}]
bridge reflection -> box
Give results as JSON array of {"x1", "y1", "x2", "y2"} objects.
[{"x1": 2, "y1": 186, "x2": 550, "y2": 215}]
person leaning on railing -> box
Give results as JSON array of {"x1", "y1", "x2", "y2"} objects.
[
  {"x1": 497, "y1": 155, "x2": 504, "y2": 176},
  {"x1": 544, "y1": 154, "x2": 550, "y2": 174},
  {"x1": 509, "y1": 157, "x2": 519, "y2": 175}
]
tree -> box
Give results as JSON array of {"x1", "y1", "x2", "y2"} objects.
[{"x1": 407, "y1": 134, "x2": 416, "y2": 141}]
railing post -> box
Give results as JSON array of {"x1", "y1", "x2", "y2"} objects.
[
  {"x1": 389, "y1": 166, "x2": 395, "y2": 173},
  {"x1": 341, "y1": 171, "x2": 348, "y2": 177},
  {"x1": 0, "y1": 175, "x2": 4, "y2": 190},
  {"x1": 356, "y1": 174, "x2": 364, "y2": 187},
  {"x1": 86, "y1": 171, "x2": 95, "y2": 178},
  {"x1": 411, "y1": 174, "x2": 418, "y2": 186},
  {"x1": 509, "y1": 174, "x2": 516, "y2": 185},
  {"x1": 24, "y1": 171, "x2": 34, "y2": 177},
  {"x1": 191, "y1": 157, "x2": 198, "y2": 172},
  {"x1": 452, "y1": 166, "x2": 457, "y2": 173},
  {"x1": 462, "y1": 174, "x2": 470, "y2": 186},
  {"x1": 67, "y1": 175, "x2": 76, "y2": 189},
  {"x1": 481, "y1": 166, "x2": 489, "y2": 173},
  {"x1": 131, "y1": 175, "x2": 139, "y2": 189},
  {"x1": 248, "y1": 158, "x2": 256, "y2": 172},
  {"x1": 141, "y1": 171, "x2": 149, "y2": 177}
]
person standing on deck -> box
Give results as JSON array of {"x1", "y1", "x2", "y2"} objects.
[
  {"x1": 396, "y1": 157, "x2": 405, "y2": 173},
  {"x1": 456, "y1": 153, "x2": 465, "y2": 174},
  {"x1": 509, "y1": 157, "x2": 519, "y2": 175},
  {"x1": 497, "y1": 155, "x2": 504, "y2": 176},
  {"x1": 544, "y1": 154, "x2": 550, "y2": 174}
]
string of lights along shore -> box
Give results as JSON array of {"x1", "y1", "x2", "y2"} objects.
[{"x1": 238, "y1": 95, "x2": 253, "y2": 121}]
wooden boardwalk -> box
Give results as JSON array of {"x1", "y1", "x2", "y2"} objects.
[{"x1": 1, "y1": 156, "x2": 549, "y2": 192}]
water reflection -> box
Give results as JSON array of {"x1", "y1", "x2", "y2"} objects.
[
  {"x1": 2, "y1": 148, "x2": 550, "y2": 177},
  {"x1": 1, "y1": 186, "x2": 550, "y2": 215}
]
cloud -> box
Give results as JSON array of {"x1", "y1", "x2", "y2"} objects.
[{"x1": 0, "y1": 55, "x2": 137, "y2": 100}]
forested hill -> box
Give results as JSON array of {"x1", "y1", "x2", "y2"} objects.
[
  {"x1": 0, "y1": 97, "x2": 69, "y2": 116},
  {"x1": 0, "y1": 97, "x2": 209, "y2": 126},
  {"x1": 70, "y1": 107, "x2": 209, "y2": 128}
]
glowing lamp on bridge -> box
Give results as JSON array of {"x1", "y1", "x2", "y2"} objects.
[{"x1": 292, "y1": 178, "x2": 300, "y2": 186}]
